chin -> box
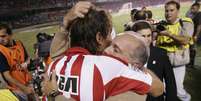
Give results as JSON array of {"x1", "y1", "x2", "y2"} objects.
[{"x1": 166, "y1": 18, "x2": 171, "y2": 21}]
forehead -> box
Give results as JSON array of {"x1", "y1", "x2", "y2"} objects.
[
  {"x1": 137, "y1": 29, "x2": 152, "y2": 35},
  {"x1": 112, "y1": 35, "x2": 135, "y2": 49},
  {"x1": 192, "y1": 5, "x2": 199, "y2": 9},
  {"x1": 165, "y1": 4, "x2": 177, "y2": 9}
]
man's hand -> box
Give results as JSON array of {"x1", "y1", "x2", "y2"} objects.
[
  {"x1": 20, "y1": 62, "x2": 28, "y2": 70},
  {"x1": 41, "y1": 70, "x2": 58, "y2": 95},
  {"x1": 193, "y1": 36, "x2": 198, "y2": 42},
  {"x1": 158, "y1": 30, "x2": 170, "y2": 36},
  {"x1": 63, "y1": 1, "x2": 93, "y2": 29}
]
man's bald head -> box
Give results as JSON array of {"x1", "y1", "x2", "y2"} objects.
[{"x1": 105, "y1": 31, "x2": 149, "y2": 67}]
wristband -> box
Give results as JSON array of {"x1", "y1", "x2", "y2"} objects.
[{"x1": 49, "y1": 89, "x2": 62, "y2": 97}]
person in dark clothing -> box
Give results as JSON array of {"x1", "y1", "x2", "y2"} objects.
[
  {"x1": 131, "y1": 21, "x2": 179, "y2": 101},
  {"x1": 186, "y1": 2, "x2": 201, "y2": 68},
  {"x1": 193, "y1": 12, "x2": 201, "y2": 44}
]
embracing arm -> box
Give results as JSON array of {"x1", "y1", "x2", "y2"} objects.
[
  {"x1": 145, "y1": 69, "x2": 164, "y2": 97},
  {"x1": 50, "y1": 1, "x2": 93, "y2": 60},
  {"x1": 163, "y1": 55, "x2": 178, "y2": 100}
]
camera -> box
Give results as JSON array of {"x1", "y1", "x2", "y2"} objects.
[
  {"x1": 28, "y1": 32, "x2": 54, "y2": 96},
  {"x1": 28, "y1": 58, "x2": 45, "y2": 96},
  {"x1": 35, "y1": 33, "x2": 53, "y2": 58},
  {"x1": 153, "y1": 20, "x2": 168, "y2": 32}
]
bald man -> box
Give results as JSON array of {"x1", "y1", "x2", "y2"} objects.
[
  {"x1": 105, "y1": 31, "x2": 148, "y2": 69},
  {"x1": 105, "y1": 32, "x2": 149, "y2": 101}
]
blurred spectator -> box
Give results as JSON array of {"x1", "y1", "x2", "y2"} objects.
[
  {"x1": 134, "y1": 10, "x2": 147, "y2": 21},
  {"x1": 186, "y1": 2, "x2": 200, "y2": 68},
  {"x1": 124, "y1": 9, "x2": 139, "y2": 31},
  {"x1": 190, "y1": 3, "x2": 201, "y2": 45},
  {"x1": 131, "y1": 9, "x2": 138, "y2": 22},
  {"x1": 146, "y1": 10, "x2": 157, "y2": 24}
]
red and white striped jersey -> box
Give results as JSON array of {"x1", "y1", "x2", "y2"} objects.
[{"x1": 47, "y1": 47, "x2": 152, "y2": 101}]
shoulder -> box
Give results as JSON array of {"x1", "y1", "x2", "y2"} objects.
[
  {"x1": 86, "y1": 54, "x2": 128, "y2": 69},
  {"x1": 89, "y1": 55, "x2": 153, "y2": 86},
  {"x1": 180, "y1": 17, "x2": 193, "y2": 27},
  {"x1": 0, "y1": 52, "x2": 6, "y2": 59},
  {"x1": 196, "y1": 12, "x2": 201, "y2": 17},
  {"x1": 150, "y1": 46, "x2": 167, "y2": 55},
  {"x1": 14, "y1": 40, "x2": 24, "y2": 46},
  {"x1": 181, "y1": 17, "x2": 193, "y2": 23},
  {"x1": 193, "y1": 12, "x2": 201, "y2": 22}
]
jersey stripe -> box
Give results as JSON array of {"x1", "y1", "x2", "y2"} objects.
[
  {"x1": 95, "y1": 55, "x2": 152, "y2": 86},
  {"x1": 80, "y1": 56, "x2": 94, "y2": 101},
  {"x1": 50, "y1": 57, "x2": 62, "y2": 72},
  {"x1": 120, "y1": 69, "x2": 152, "y2": 86},
  {"x1": 60, "y1": 56, "x2": 73, "y2": 75},
  {"x1": 70, "y1": 55, "x2": 84, "y2": 101},
  {"x1": 56, "y1": 55, "x2": 78, "y2": 98},
  {"x1": 105, "y1": 76, "x2": 150, "y2": 97},
  {"x1": 93, "y1": 65, "x2": 105, "y2": 101}
]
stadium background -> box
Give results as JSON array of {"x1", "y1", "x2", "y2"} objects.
[{"x1": 1, "y1": 0, "x2": 201, "y2": 101}]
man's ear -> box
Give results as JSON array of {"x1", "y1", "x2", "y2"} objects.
[{"x1": 96, "y1": 32, "x2": 104, "y2": 45}]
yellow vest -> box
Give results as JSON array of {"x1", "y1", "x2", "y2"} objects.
[
  {"x1": 156, "y1": 18, "x2": 193, "y2": 52},
  {"x1": 0, "y1": 89, "x2": 19, "y2": 101}
]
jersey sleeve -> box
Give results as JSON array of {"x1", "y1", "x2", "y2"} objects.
[
  {"x1": 105, "y1": 68, "x2": 152, "y2": 97},
  {"x1": 95, "y1": 56, "x2": 152, "y2": 97}
]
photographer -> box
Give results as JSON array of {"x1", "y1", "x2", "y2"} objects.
[
  {"x1": 156, "y1": 1, "x2": 194, "y2": 101},
  {"x1": 33, "y1": 33, "x2": 53, "y2": 69},
  {"x1": 0, "y1": 23, "x2": 34, "y2": 101},
  {"x1": 29, "y1": 32, "x2": 53, "y2": 98}
]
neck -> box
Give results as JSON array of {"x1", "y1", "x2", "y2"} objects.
[{"x1": 168, "y1": 18, "x2": 179, "y2": 24}]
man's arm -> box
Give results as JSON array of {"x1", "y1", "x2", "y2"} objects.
[
  {"x1": 50, "y1": 1, "x2": 93, "y2": 60},
  {"x1": 159, "y1": 30, "x2": 190, "y2": 45},
  {"x1": 3, "y1": 71, "x2": 32, "y2": 94},
  {"x1": 50, "y1": 31, "x2": 69, "y2": 60},
  {"x1": 145, "y1": 69, "x2": 164, "y2": 97},
  {"x1": 159, "y1": 21, "x2": 194, "y2": 45},
  {"x1": 0, "y1": 53, "x2": 32, "y2": 94},
  {"x1": 41, "y1": 70, "x2": 75, "y2": 101},
  {"x1": 55, "y1": 95, "x2": 75, "y2": 101},
  {"x1": 194, "y1": 25, "x2": 201, "y2": 42},
  {"x1": 108, "y1": 66, "x2": 163, "y2": 97}
]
